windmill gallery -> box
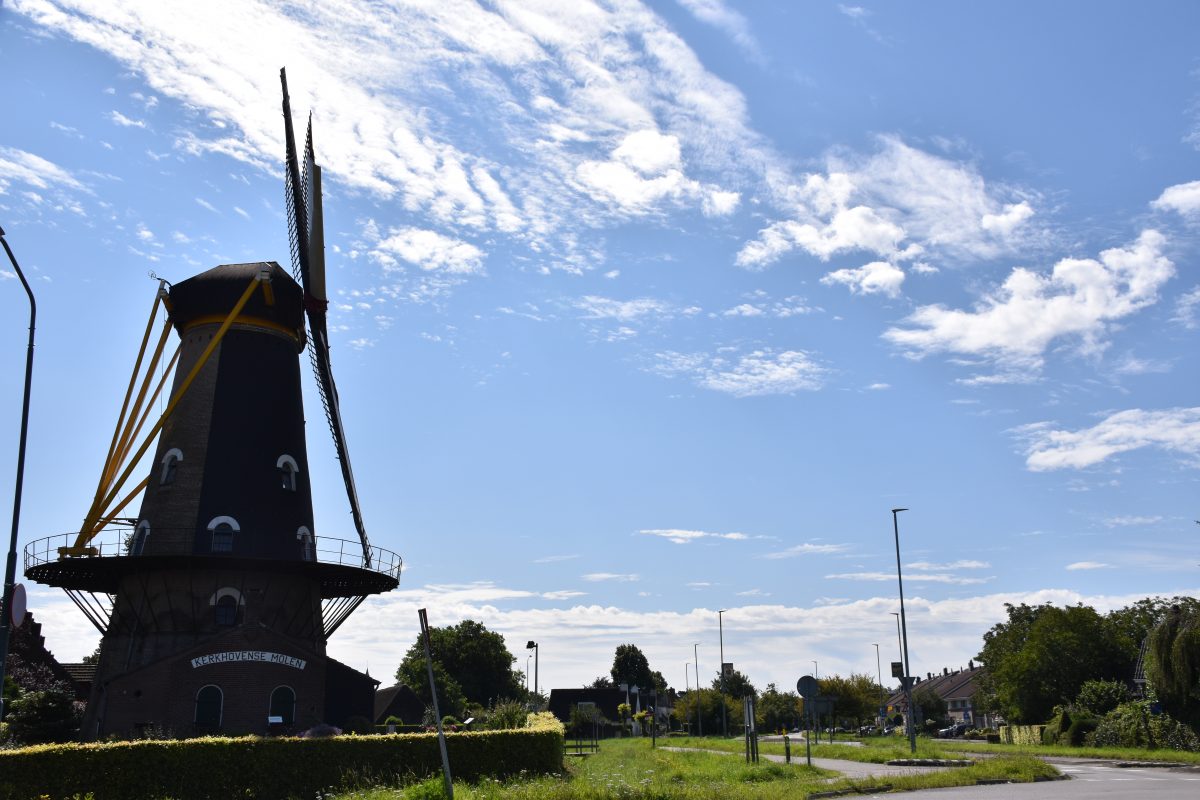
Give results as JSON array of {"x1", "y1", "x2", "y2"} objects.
[{"x1": 21, "y1": 72, "x2": 402, "y2": 739}]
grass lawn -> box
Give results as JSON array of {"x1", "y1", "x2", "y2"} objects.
[{"x1": 329, "y1": 737, "x2": 1058, "y2": 799}]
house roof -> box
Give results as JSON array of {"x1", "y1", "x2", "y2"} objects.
[{"x1": 885, "y1": 665, "x2": 985, "y2": 706}]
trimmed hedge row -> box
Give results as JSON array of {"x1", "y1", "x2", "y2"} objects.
[
  {"x1": 0, "y1": 713, "x2": 564, "y2": 799},
  {"x1": 999, "y1": 724, "x2": 1045, "y2": 745}
]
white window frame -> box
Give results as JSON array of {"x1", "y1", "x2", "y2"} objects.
[
  {"x1": 296, "y1": 525, "x2": 315, "y2": 562},
  {"x1": 131, "y1": 520, "x2": 150, "y2": 556},
  {"x1": 207, "y1": 516, "x2": 240, "y2": 553},
  {"x1": 276, "y1": 454, "x2": 299, "y2": 491},
  {"x1": 160, "y1": 448, "x2": 183, "y2": 485}
]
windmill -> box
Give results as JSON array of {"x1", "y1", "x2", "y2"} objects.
[{"x1": 24, "y1": 70, "x2": 401, "y2": 738}]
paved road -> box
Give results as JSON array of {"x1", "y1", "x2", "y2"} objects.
[
  {"x1": 665, "y1": 745, "x2": 1200, "y2": 798},
  {"x1": 868, "y1": 760, "x2": 1200, "y2": 799}
]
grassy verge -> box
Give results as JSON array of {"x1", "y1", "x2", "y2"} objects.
[
  {"x1": 681, "y1": 735, "x2": 967, "y2": 764},
  {"x1": 329, "y1": 738, "x2": 1057, "y2": 799},
  {"x1": 937, "y1": 739, "x2": 1200, "y2": 764}
]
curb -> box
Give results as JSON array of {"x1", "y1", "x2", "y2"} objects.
[{"x1": 884, "y1": 758, "x2": 974, "y2": 767}]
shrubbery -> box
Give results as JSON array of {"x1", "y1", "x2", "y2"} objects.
[
  {"x1": 0, "y1": 712, "x2": 564, "y2": 799},
  {"x1": 1085, "y1": 701, "x2": 1200, "y2": 751}
]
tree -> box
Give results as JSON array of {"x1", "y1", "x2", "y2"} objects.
[
  {"x1": 395, "y1": 619, "x2": 524, "y2": 720},
  {"x1": 1107, "y1": 596, "x2": 1200, "y2": 652},
  {"x1": 911, "y1": 683, "x2": 949, "y2": 729},
  {"x1": 711, "y1": 668, "x2": 756, "y2": 699},
  {"x1": 649, "y1": 669, "x2": 669, "y2": 694},
  {"x1": 587, "y1": 675, "x2": 613, "y2": 689},
  {"x1": 3, "y1": 690, "x2": 81, "y2": 744},
  {"x1": 977, "y1": 603, "x2": 1133, "y2": 723},
  {"x1": 818, "y1": 673, "x2": 881, "y2": 727},
  {"x1": 1145, "y1": 603, "x2": 1200, "y2": 730},
  {"x1": 756, "y1": 683, "x2": 803, "y2": 733},
  {"x1": 673, "y1": 688, "x2": 736, "y2": 734},
  {"x1": 610, "y1": 644, "x2": 655, "y2": 690}
]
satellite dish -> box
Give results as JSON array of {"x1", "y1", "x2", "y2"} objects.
[
  {"x1": 9, "y1": 583, "x2": 26, "y2": 627},
  {"x1": 797, "y1": 675, "x2": 818, "y2": 698}
]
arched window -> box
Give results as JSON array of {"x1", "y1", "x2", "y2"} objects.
[
  {"x1": 277, "y1": 455, "x2": 299, "y2": 492},
  {"x1": 131, "y1": 521, "x2": 150, "y2": 556},
  {"x1": 160, "y1": 448, "x2": 183, "y2": 486},
  {"x1": 208, "y1": 587, "x2": 244, "y2": 626},
  {"x1": 215, "y1": 595, "x2": 238, "y2": 626},
  {"x1": 269, "y1": 686, "x2": 296, "y2": 725},
  {"x1": 195, "y1": 685, "x2": 223, "y2": 729},
  {"x1": 296, "y1": 526, "x2": 315, "y2": 562},
  {"x1": 207, "y1": 516, "x2": 240, "y2": 554}
]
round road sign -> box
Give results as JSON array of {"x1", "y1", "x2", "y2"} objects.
[
  {"x1": 9, "y1": 583, "x2": 26, "y2": 627},
  {"x1": 796, "y1": 675, "x2": 818, "y2": 697}
]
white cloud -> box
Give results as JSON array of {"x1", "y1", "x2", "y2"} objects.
[
  {"x1": 26, "y1": 582, "x2": 1200, "y2": 697},
  {"x1": 372, "y1": 227, "x2": 485, "y2": 275},
  {"x1": 533, "y1": 554, "x2": 580, "y2": 564},
  {"x1": 1173, "y1": 286, "x2": 1200, "y2": 329},
  {"x1": 0, "y1": 146, "x2": 85, "y2": 196},
  {"x1": 821, "y1": 260, "x2": 905, "y2": 298},
  {"x1": 980, "y1": 201, "x2": 1034, "y2": 235},
  {"x1": 654, "y1": 347, "x2": 828, "y2": 397},
  {"x1": 640, "y1": 528, "x2": 751, "y2": 544},
  {"x1": 109, "y1": 110, "x2": 146, "y2": 128},
  {"x1": 826, "y1": 571, "x2": 992, "y2": 586},
  {"x1": 736, "y1": 136, "x2": 1038, "y2": 270},
  {"x1": 723, "y1": 303, "x2": 765, "y2": 317},
  {"x1": 575, "y1": 295, "x2": 673, "y2": 322},
  {"x1": 907, "y1": 560, "x2": 990, "y2": 570},
  {"x1": 1151, "y1": 180, "x2": 1200, "y2": 217},
  {"x1": 884, "y1": 230, "x2": 1174, "y2": 380},
  {"x1": 866, "y1": 382, "x2": 890, "y2": 390},
  {"x1": 1066, "y1": 561, "x2": 1111, "y2": 571},
  {"x1": 582, "y1": 572, "x2": 640, "y2": 582},
  {"x1": 675, "y1": 0, "x2": 764, "y2": 63},
  {"x1": 1016, "y1": 407, "x2": 1200, "y2": 471},
  {"x1": 762, "y1": 542, "x2": 850, "y2": 559},
  {"x1": 13, "y1": 0, "x2": 767, "y2": 272},
  {"x1": 1103, "y1": 515, "x2": 1162, "y2": 527}
]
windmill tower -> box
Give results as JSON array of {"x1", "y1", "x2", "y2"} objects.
[{"x1": 24, "y1": 71, "x2": 400, "y2": 738}]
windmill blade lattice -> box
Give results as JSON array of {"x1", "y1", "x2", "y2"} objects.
[{"x1": 281, "y1": 68, "x2": 373, "y2": 566}]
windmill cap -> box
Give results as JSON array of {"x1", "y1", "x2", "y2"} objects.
[{"x1": 169, "y1": 262, "x2": 304, "y2": 337}]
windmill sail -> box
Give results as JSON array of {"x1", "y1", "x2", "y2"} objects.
[{"x1": 281, "y1": 68, "x2": 373, "y2": 566}]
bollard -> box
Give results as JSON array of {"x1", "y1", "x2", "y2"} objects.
[{"x1": 784, "y1": 735, "x2": 791, "y2": 764}]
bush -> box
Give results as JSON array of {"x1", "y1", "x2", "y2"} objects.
[
  {"x1": 1086, "y1": 701, "x2": 1200, "y2": 751},
  {"x1": 2, "y1": 691, "x2": 80, "y2": 745},
  {"x1": 484, "y1": 701, "x2": 528, "y2": 731},
  {"x1": 1074, "y1": 680, "x2": 1130, "y2": 716},
  {"x1": 0, "y1": 714, "x2": 565, "y2": 799}
]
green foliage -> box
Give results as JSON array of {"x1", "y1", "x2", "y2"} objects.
[
  {"x1": 585, "y1": 675, "x2": 612, "y2": 689},
  {"x1": 711, "y1": 667, "x2": 756, "y2": 699},
  {"x1": 1145, "y1": 603, "x2": 1200, "y2": 730},
  {"x1": 755, "y1": 683, "x2": 802, "y2": 732},
  {"x1": 818, "y1": 673, "x2": 883, "y2": 727},
  {"x1": 649, "y1": 669, "x2": 669, "y2": 693},
  {"x1": 976, "y1": 602, "x2": 1133, "y2": 723},
  {"x1": 609, "y1": 643, "x2": 655, "y2": 691},
  {"x1": 911, "y1": 683, "x2": 948, "y2": 729},
  {"x1": 616, "y1": 702, "x2": 631, "y2": 722},
  {"x1": 999, "y1": 724, "x2": 1045, "y2": 745},
  {"x1": 2, "y1": 690, "x2": 80, "y2": 745},
  {"x1": 395, "y1": 620, "x2": 524, "y2": 720},
  {"x1": 484, "y1": 701, "x2": 529, "y2": 730},
  {"x1": 1074, "y1": 679, "x2": 1129, "y2": 716},
  {"x1": 0, "y1": 714, "x2": 565, "y2": 799},
  {"x1": 673, "y1": 690, "x2": 737, "y2": 734},
  {"x1": 1107, "y1": 596, "x2": 1200, "y2": 650},
  {"x1": 1086, "y1": 701, "x2": 1200, "y2": 751}
]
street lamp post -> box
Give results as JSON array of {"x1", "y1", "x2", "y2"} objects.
[
  {"x1": 812, "y1": 660, "x2": 818, "y2": 680},
  {"x1": 694, "y1": 643, "x2": 702, "y2": 737},
  {"x1": 891, "y1": 508, "x2": 916, "y2": 753},
  {"x1": 873, "y1": 643, "x2": 883, "y2": 727},
  {"x1": 718, "y1": 609, "x2": 728, "y2": 738},
  {"x1": 684, "y1": 663, "x2": 691, "y2": 735},
  {"x1": 526, "y1": 655, "x2": 532, "y2": 693},
  {"x1": 0, "y1": 228, "x2": 36, "y2": 723},
  {"x1": 525, "y1": 640, "x2": 539, "y2": 702}
]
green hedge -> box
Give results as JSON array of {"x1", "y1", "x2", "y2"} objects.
[{"x1": 0, "y1": 713, "x2": 564, "y2": 799}]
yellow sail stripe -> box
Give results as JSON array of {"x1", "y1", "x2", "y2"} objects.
[
  {"x1": 110, "y1": 343, "x2": 181, "y2": 477},
  {"x1": 83, "y1": 287, "x2": 163, "y2": 534},
  {"x1": 73, "y1": 275, "x2": 263, "y2": 549},
  {"x1": 104, "y1": 319, "x2": 173, "y2": 491}
]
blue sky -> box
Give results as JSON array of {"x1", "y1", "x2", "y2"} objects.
[{"x1": 1, "y1": 1, "x2": 1198, "y2": 694}]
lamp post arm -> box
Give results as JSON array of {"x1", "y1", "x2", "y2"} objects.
[{"x1": 0, "y1": 228, "x2": 37, "y2": 722}]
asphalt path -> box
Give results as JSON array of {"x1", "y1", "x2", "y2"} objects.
[{"x1": 663, "y1": 745, "x2": 1200, "y2": 798}]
